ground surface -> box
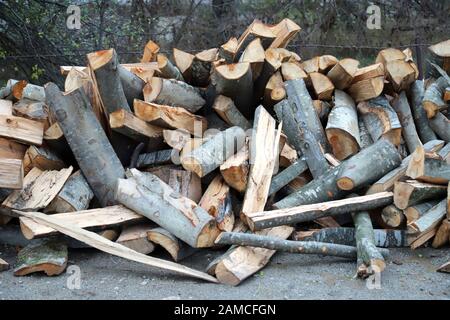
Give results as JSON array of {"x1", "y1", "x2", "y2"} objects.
[{"x1": 0, "y1": 244, "x2": 449, "y2": 300}]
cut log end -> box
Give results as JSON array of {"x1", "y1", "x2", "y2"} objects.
[{"x1": 336, "y1": 177, "x2": 355, "y2": 191}]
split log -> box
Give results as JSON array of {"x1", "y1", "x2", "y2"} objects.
[
  {"x1": 432, "y1": 219, "x2": 450, "y2": 248},
  {"x1": 393, "y1": 180, "x2": 447, "y2": 209},
  {"x1": 211, "y1": 62, "x2": 253, "y2": 118},
  {"x1": 220, "y1": 142, "x2": 249, "y2": 193},
  {"x1": 268, "y1": 157, "x2": 308, "y2": 196},
  {"x1": 2, "y1": 167, "x2": 72, "y2": 212},
  {"x1": 385, "y1": 60, "x2": 417, "y2": 92},
  {"x1": 141, "y1": 40, "x2": 160, "y2": 62},
  {"x1": 263, "y1": 71, "x2": 285, "y2": 107},
  {"x1": 253, "y1": 48, "x2": 282, "y2": 104},
  {"x1": 336, "y1": 139, "x2": 402, "y2": 191},
  {"x1": 367, "y1": 140, "x2": 444, "y2": 194},
  {"x1": 215, "y1": 232, "x2": 386, "y2": 259},
  {"x1": 327, "y1": 58, "x2": 359, "y2": 90},
  {"x1": 235, "y1": 20, "x2": 276, "y2": 60},
  {"x1": 15, "y1": 210, "x2": 218, "y2": 283},
  {"x1": 348, "y1": 76, "x2": 384, "y2": 102},
  {"x1": 408, "y1": 81, "x2": 438, "y2": 142},
  {"x1": 212, "y1": 95, "x2": 251, "y2": 130},
  {"x1": 115, "y1": 169, "x2": 220, "y2": 248},
  {"x1": 10, "y1": 80, "x2": 46, "y2": 102},
  {"x1": 181, "y1": 126, "x2": 246, "y2": 177},
  {"x1": 239, "y1": 38, "x2": 265, "y2": 79},
  {"x1": 406, "y1": 148, "x2": 450, "y2": 184},
  {"x1": 437, "y1": 261, "x2": 450, "y2": 274},
  {"x1": 147, "y1": 227, "x2": 197, "y2": 262},
  {"x1": 173, "y1": 48, "x2": 195, "y2": 82},
  {"x1": 300, "y1": 57, "x2": 320, "y2": 74},
  {"x1": 199, "y1": 175, "x2": 234, "y2": 232},
  {"x1": 163, "y1": 129, "x2": 191, "y2": 151},
  {"x1": 391, "y1": 91, "x2": 422, "y2": 153},
  {"x1": 0, "y1": 258, "x2": 9, "y2": 271},
  {"x1": 191, "y1": 48, "x2": 218, "y2": 87},
  {"x1": 44, "y1": 170, "x2": 94, "y2": 213},
  {"x1": 143, "y1": 77, "x2": 205, "y2": 113},
  {"x1": 281, "y1": 62, "x2": 307, "y2": 81},
  {"x1": 0, "y1": 114, "x2": 44, "y2": 146},
  {"x1": 326, "y1": 90, "x2": 360, "y2": 160},
  {"x1": 357, "y1": 96, "x2": 402, "y2": 146},
  {"x1": 87, "y1": 49, "x2": 131, "y2": 113},
  {"x1": 13, "y1": 99, "x2": 49, "y2": 129},
  {"x1": 309, "y1": 72, "x2": 334, "y2": 101},
  {"x1": 352, "y1": 63, "x2": 385, "y2": 83},
  {"x1": 45, "y1": 83, "x2": 125, "y2": 207},
  {"x1": 318, "y1": 55, "x2": 339, "y2": 73},
  {"x1": 408, "y1": 199, "x2": 447, "y2": 235},
  {"x1": 274, "y1": 138, "x2": 401, "y2": 208},
  {"x1": 134, "y1": 99, "x2": 207, "y2": 137},
  {"x1": 376, "y1": 48, "x2": 406, "y2": 66},
  {"x1": 0, "y1": 158, "x2": 23, "y2": 189},
  {"x1": 279, "y1": 142, "x2": 297, "y2": 167},
  {"x1": 136, "y1": 149, "x2": 173, "y2": 168},
  {"x1": 0, "y1": 99, "x2": 12, "y2": 115},
  {"x1": 14, "y1": 238, "x2": 68, "y2": 276},
  {"x1": 381, "y1": 204, "x2": 405, "y2": 228},
  {"x1": 429, "y1": 112, "x2": 450, "y2": 142},
  {"x1": 23, "y1": 145, "x2": 65, "y2": 175},
  {"x1": 268, "y1": 18, "x2": 301, "y2": 49},
  {"x1": 404, "y1": 200, "x2": 440, "y2": 224},
  {"x1": 427, "y1": 40, "x2": 450, "y2": 77},
  {"x1": 247, "y1": 191, "x2": 393, "y2": 231},
  {"x1": 242, "y1": 106, "x2": 281, "y2": 218},
  {"x1": 293, "y1": 227, "x2": 407, "y2": 247},
  {"x1": 219, "y1": 37, "x2": 238, "y2": 63},
  {"x1": 109, "y1": 108, "x2": 164, "y2": 143},
  {"x1": 422, "y1": 77, "x2": 449, "y2": 118},
  {"x1": 19, "y1": 205, "x2": 144, "y2": 239},
  {"x1": 156, "y1": 53, "x2": 184, "y2": 81},
  {"x1": 116, "y1": 224, "x2": 155, "y2": 255},
  {"x1": 167, "y1": 168, "x2": 202, "y2": 203}
]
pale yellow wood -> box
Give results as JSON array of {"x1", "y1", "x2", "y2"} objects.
[
  {"x1": 0, "y1": 158, "x2": 23, "y2": 189},
  {"x1": 0, "y1": 115, "x2": 44, "y2": 145},
  {"x1": 0, "y1": 99, "x2": 12, "y2": 116},
  {"x1": 110, "y1": 108, "x2": 164, "y2": 142}
]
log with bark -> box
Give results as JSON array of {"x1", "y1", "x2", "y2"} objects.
[
  {"x1": 239, "y1": 38, "x2": 265, "y2": 79},
  {"x1": 156, "y1": 53, "x2": 184, "y2": 81},
  {"x1": 268, "y1": 157, "x2": 308, "y2": 196},
  {"x1": 220, "y1": 141, "x2": 249, "y2": 193},
  {"x1": 309, "y1": 72, "x2": 334, "y2": 101},
  {"x1": 381, "y1": 204, "x2": 405, "y2": 228},
  {"x1": 348, "y1": 76, "x2": 384, "y2": 103},
  {"x1": 147, "y1": 227, "x2": 197, "y2": 262},
  {"x1": 22, "y1": 145, "x2": 65, "y2": 175},
  {"x1": 408, "y1": 199, "x2": 447, "y2": 238},
  {"x1": 9, "y1": 80, "x2": 46, "y2": 102},
  {"x1": 212, "y1": 95, "x2": 251, "y2": 130},
  {"x1": 351, "y1": 63, "x2": 384, "y2": 84},
  {"x1": 422, "y1": 77, "x2": 449, "y2": 119},
  {"x1": 393, "y1": 180, "x2": 447, "y2": 210},
  {"x1": 136, "y1": 149, "x2": 173, "y2": 169},
  {"x1": 116, "y1": 224, "x2": 155, "y2": 255},
  {"x1": 406, "y1": 148, "x2": 450, "y2": 184},
  {"x1": 173, "y1": 48, "x2": 195, "y2": 82},
  {"x1": 191, "y1": 48, "x2": 218, "y2": 87},
  {"x1": 0, "y1": 99, "x2": 12, "y2": 115},
  {"x1": 263, "y1": 71, "x2": 285, "y2": 107},
  {"x1": 429, "y1": 112, "x2": 450, "y2": 142},
  {"x1": 427, "y1": 40, "x2": 450, "y2": 77},
  {"x1": 408, "y1": 81, "x2": 438, "y2": 143},
  {"x1": 432, "y1": 219, "x2": 450, "y2": 248},
  {"x1": 404, "y1": 200, "x2": 440, "y2": 224}
]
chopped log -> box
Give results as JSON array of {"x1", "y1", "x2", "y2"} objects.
[
  {"x1": 309, "y1": 72, "x2": 334, "y2": 101},
  {"x1": 0, "y1": 99, "x2": 12, "y2": 115},
  {"x1": 406, "y1": 148, "x2": 450, "y2": 184},
  {"x1": 281, "y1": 62, "x2": 307, "y2": 81},
  {"x1": 115, "y1": 169, "x2": 220, "y2": 248},
  {"x1": 181, "y1": 126, "x2": 246, "y2": 177},
  {"x1": 317, "y1": 55, "x2": 339, "y2": 73},
  {"x1": 215, "y1": 232, "x2": 382, "y2": 259},
  {"x1": 263, "y1": 71, "x2": 285, "y2": 107},
  {"x1": 134, "y1": 100, "x2": 206, "y2": 137},
  {"x1": 247, "y1": 192, "x2": 393, "y2": 231},
  {"x1": 87, "y1": 49, "x2": 131, "y2": 113},
  {"x1": 268, "y1": 18, "x2": 301, "y2": 49},
  {"x1": 2, "y1": 167, "x2": 72, "y2": 212},
  {"x1": 242, "y1": 106, "x2": 280, "y2": 219},
  {"x1": 0, "y1": 115, "x2": 44, "y2": 146},
  {"x1": 219, "y1": 37, "x2": 238, "y2": 63},
  {"x1": 279, "y1": 142, "x2": 297, "y2": 167},
  {"x1": 173, "y1": 48, "x2": 195, "y2": 82},
  {"x1": 44, "y1": 170, "x2": 94, "y2": 213},
  {"x1": 300, "y1": 57, "x2": 320, "y2": 74},
  {"x1": 393, "y1": 180, "x2": 447, "y2": 209},
  {"x1": 0, "y1": 258, "x2": 9, "y2": 271},
  {"x1": 45, "y1": 83, "x2": 125, "y2": 207},
  {"x1": 367, "y1": 140, "x2": 444, "y2": 194},
  {"x1": 20, "y1": 205, "x2": 143, "y2": 239},
  {"x1": 220, "y1": 142, "x2": 249, "y2": 193},
  {"x1": 199, "y1": 175, "x2": 234, "y2": 232},
  {"x1": 404, "y1": 200, "x2": 440, "y2": 224},
  {"x1": 409, "y1": 228, "x2": 438, "y2": 249},
  {"x1": 336, "y1": 139, "x2": 402, "y2": 191},
  {"x1": 235, "y1": 20, "x2": 276, "y2": 60},
  {"x1": 156, "y1": 53, "x2": 184, "y2": 81},
  {"x1": 357, "y1": 96, "x2": 402, "y2": 146},
  {"x1": 191, "y1": 48, "x2": 218, "y2": 87},
  {"x1": 141, "y1": 40, "x2": 160, "y2": 62},
  {"x1": 348, "y1": 76, "x2": 384, "y2": 103},
  {"x1": 109, "y1": 108, "x2": 164, "y2": 143},
  {"x1": 381, "y1": 204, "x2": 405, "y2": 228},
  {"x1": 253, "y1": 48, "x2": 282, "y2": 104},
  {"x1": 0, "y1": 158, "x2": 23, "y2": 189},
  {"x1": 179, "y1": 137, "x2": 206, "y2": 160},
  {"x1": 211, "y1": 62, "x2": 253, "y2": 118},
  {"x1": 391, "y1": 91, "x2": 422, "y2": 153},
  {"x1": 163, "y1": 129, "x2": 191, "y2": 151},
  {"x1": 352, "y1": 63, "x2": 385, "y2": 84},
  {"x1": 12, "y1": 99, "x2": 49, "y2": 129},
  {"x1": 422, "y1": 77, "x2": 449, "y2": 118},
  {"x1": 14, "y1": 238, "x2": 68, "y2": 276},
  {"x1": 147, "y1": 227, "x2": 196, "y2": 262},
  {"x1": 143, "y1": 77, "x2": 205, "y2": 113},
  {"x1": 212, "y1": 95, "x2": 251, "y2": 130},
  {"x1": 427, "y1": 40, "x2": 450, "y2": 77},
  {"x1": 239, "y1": 38, "x2": 265, "y2": 79},
  {"x1": 358, "y1": 117, "x2": 374, "y2": 149},
  {"x1": 408, "y1": 199, "x2": 447, "y2": 235},
  {"x1": 429, "y1": 112, "x2": 450, "y2": 142},
  {"x1": 268, "y1": 157, "x2": 308, "y2": 196},
  {"x1": 23, "y1": 145, "x2": 65, "y2": 175},
  {"x1": 432, "y1": 219, "x2": 450, "y2": 248},
  {"x1": 408, "y1": 81, "x2": 438, "y2": 142},
  {"x1": 327, "y1": 58, "x2": 359, "y2": 90},
  {"x1": 10, "y1": 80, "x2": 46, "y2": 102},
  {"x1": 385, "y1": 60, "x2": 417, "y2": 92},
  {"x1": 437, "y1": 261, "x2": 450, "y2": 273},
  {"x1": 116, "y1": 224, "x2": 155, "y2": 255},
  {"x1": 167, "y1": 168, "x2": 202, "y2": 203},
  {"x1": 116, "y1": 65, "x2": 146, "y2": 106},
  {"x1": 376, "y1": 48, "x2": 406, "y2": 66},
  {"x1": 15, "y1": 210, "x2": 218, "y2": 283},
  {"x1": 326, "y1": 90, "x2": 360, "y2": 160},
  {"x1": 136, "y1": 149, "x2": 173, "y2": 169},
  {"x1": 294, "y1": 227, "x2": 407, "y2": 247}
]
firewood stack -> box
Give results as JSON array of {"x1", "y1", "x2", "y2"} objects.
[{"x1": 0, "y1": 19, "x2": 449, "y2": 282}]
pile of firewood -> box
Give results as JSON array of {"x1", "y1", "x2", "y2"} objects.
[{"x1": 0, "y1": 19, "x2": 449, "y2": 284}]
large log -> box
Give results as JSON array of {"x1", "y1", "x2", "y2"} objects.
[
  {"x1": 351, "y1": 63, "x2": 384, "y2": 84},
  {"x1": 385, "y1": 59, "x2": 417, "y2": 92},
  {"x1": 220, "y1": 142, "x2": 249, "y2": 193},
  {"x1": 147, "y1": 227, "x2": 197, "y2": 262},
  {"x1": 45, "y1": 83, "x2": 125, "y2": 207},
  {"x1": 117, "y1": 65, "x2": 145, "y2": 106},
  {"x1": 143, "y1": 77, "x2": 205, "y2": 113},
  {"x1": 181, "y1": 126, "x2": 246, "y2": 177},
  {"x1": 247, "y1": 192, "x2": 393, "y2": 231},
  {"x1": 408, "y1": 81, "x2": 437, "y2": 143},
  {"x1": 281, "y1": 62, "x2": 307, "y2": 81},
  {"x1": 325, "y1": 90, "x2": 360, "y2": 160},
  {"x1": 115, "y1": 169, "x2": 220, "y2": 248},
  {"x1": 393, "y1": 180, "x2": 447, "y2": 210},
  {"x1": 429, "y1": 112, "x2": 450, "y2": 142},
  {"x1": 422, "y1": 77, "x2": 449, "y2": 118},
  {"x1": 391, "y1": 91, "x2": 421, "y2": 153}
]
